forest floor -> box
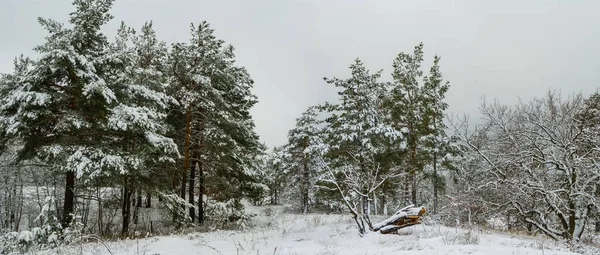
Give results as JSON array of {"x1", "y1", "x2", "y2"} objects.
[{"x1": 39, "y1": 205, "x2": 600, "y2": 255}]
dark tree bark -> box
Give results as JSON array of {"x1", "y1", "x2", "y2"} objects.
[
  {"x1": 381, "y1": 183, "x2": 388, "y2": 215},
  {"x1": 121, "y1": 178, "x2": 132, "y2": 236},
  {"x1": 136, "y1": 191, "x2": 142, "y2": 208},
  {"x1": 198, "y1": 155, "x2": 205, "y2": 224},
  {"x1": 302, "y1": 154, "x2": 309, "y2": 214},
  {"x1": 180, "y1": 105, "x2": 193, "y2": 201},
  {"x1": 145, "y1": 192, "x2": 151, "y2": 208},
  {"x1": 133, "y1": 189, "x2": 142, "y2": 225},
  {"x1": 410, "y1": 146, "x2": 417, "y2": 205},
  {"x1": 271, "y1": 181, "x2": 278, "y2": 205},
  {"x1": 433, "y1": 149, "x2": 438, "y2": 214},
  {"x1": 188, "y1": 157, "x2": 196, "y2": 222},
  {"x1": 62, "y1": 171, "x2": 75, "y2": 228}
]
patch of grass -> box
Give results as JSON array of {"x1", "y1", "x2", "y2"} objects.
[{"x1": 441, "y1": 228, "x2": 480, "y2": 245}]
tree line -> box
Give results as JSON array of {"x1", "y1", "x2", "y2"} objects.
[
  {"x1": 0, "y1": 0, "x2": 265, "y2": 246},
  {"x1": 264, "y1": 43, "x2": 454, "y2": 235},
  {"x1": 266, "y1": 47, "x2": 600, "y2": 241},
  {"x1": 0, "y1": 0, "x2": 599, "y2": 249}
]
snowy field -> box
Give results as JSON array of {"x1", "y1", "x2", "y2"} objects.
[{"x1": 39, "y1": 206, "x2": 599, "y2": 255}]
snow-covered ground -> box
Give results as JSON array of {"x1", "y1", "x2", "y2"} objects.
[{"x1": 39, "y1": 205, "x2": 598, "y2": 255}]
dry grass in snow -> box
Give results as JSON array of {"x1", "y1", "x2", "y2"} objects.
[{"x1": 38, "y1": 205, "x2": 599, "y2": 255}]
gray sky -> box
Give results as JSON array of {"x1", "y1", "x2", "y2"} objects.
[{"x1": 2, "y1": 0, "x2": 600, "y2": 148}]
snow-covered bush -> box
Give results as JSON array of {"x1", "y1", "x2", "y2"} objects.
[
  {"x1": 33, "y1": 196, "x2": 62, "y2": 247},
  {"x1": 204, "y1": 199, "x2": 250, "y2": 230},
  {"x1": 0, "y1": 196, "x2": 66, "y2": 253},
  {"x1": 441, "y1": 228, "x2": 480, "y2": 245},
  {"x1": 485, "y1": 216, "x2": 508, "y2": 231},
  {"x1": 157, "y1": 192, "x2": 193, "y2": 226}
]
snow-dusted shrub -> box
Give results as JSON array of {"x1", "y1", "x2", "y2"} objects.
[
  {"x1": 62, "y1": 215, "x2": 84, "y2": 245},
  {"x1": 0, "y1": 196, "x2": 90, "y2": 254},
  {"x1": 0, "y1": 231, "x2": 25, "y2": 254},
  {"x1": 33, "y1": 196, "x2": 62, "y2": 247},
  {"x1": 485, "y1": 216, "x2": 508, "y2": 231},
  {"x1": 157, "y1": 192, "x2": 193, "y2": 226},
  {"x1": 204, "y1": 199, "x2": 250, "y2": 230},
  {"x1": 441, "y1": 229, "x2": 480, "y2": 245},
  {"x1": 0, "y1": 197, "x2": 65, "y2": 253}
]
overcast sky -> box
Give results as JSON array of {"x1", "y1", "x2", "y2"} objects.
[{"x1": 2, "y1": 0, "x2": 600, "y2": 148}]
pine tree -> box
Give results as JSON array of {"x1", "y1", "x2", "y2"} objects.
[
  {"x1": 0, "y1": 0, "x2": 117, "y2": 228},
  {"x1": 168, "y1": 21, "x2": 262, "y2": 223},
  {"x1": 385, "y1": 43, "x2": 427, "y2": 206},
  {"x1": 105, "y1": 21, "x2": 178, "y2": 235},
  {"x1": 421, "y1": 55, "x2": 451, "y2": 214},
  {"x1": 282, "y1": 106, "x2": 322, "y2": 213},
  {"x1": 319, "y1": 59, "x2": 402, "y2": 234}
]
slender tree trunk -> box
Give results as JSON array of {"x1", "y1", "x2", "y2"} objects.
[
  {"x1": 136, "y1": 191, "x2": 142, "y2": 208},
  {"x1": 196, "y1": 114, "x2": 205, "y2": 225},
  {"x1": 121, "y1": 178, "x2": 132, "y2": 237},
  {"x1": 382, "y1": 193, "x2": 388, "y2": 215},
  {"x1": 432, "y1": 96, "x2": 439, "y2": 214},
  {"x1": 188, "y1": 156, "x2": 196, "y2": 223},
  {"x1": 272, "y1": 181, "x2": 278, "y2": 205},
  {"x1": 133, "y1": 189, "x2": 141, "y2": 225},
  {"x1": 198, "y1": 154, "x2": 205, "y2": 224},
  {"x1": 373, "y1": 194, "x2": 378, "y2": 215},
  {"x1": 62, "y1": 171, "x2": 75, "y2": 228},
  {"x1": 433, "y1": 132, "x2": 438, "y2": 214},
  {"x1": 180, "y1": 105, "x2": 193, "y2": 210},
  {"x1": 97, "y1": 186, "x2": 103, "y2": 236},
  {"x1": 568, "y1": 199, "x2": 576, "y2": 238},
  {"x1": 410, "y1": 144, "x2": 417, "y2": 205},
  {"x1": 362, "y1": 194, "x2": 369, "y2": 215},
  {"x1": 302, "y1": 154, "x2": 309, "y2": 214},
  {"x1": 145, "y1": 193, "x2": 151, "y2": 208}
]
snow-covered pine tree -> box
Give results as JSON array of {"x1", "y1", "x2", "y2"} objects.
[
  {"x1": 281, "y1": 106, "x2": 323, "y2": 213},
  {"x1": 319, "y1": 59, "x2": 403, "y2": 235},
  {"x1": 385, "y1": 43, "x2": 442, "y2": 206},
  {"x1": 167, "y1": 21, "x2": 262, "y2": 224},
  {"x1": 105, "y1": 21, "x2": 178, "y2": 236},
  {"x1": 421, "y1": 55, "x2": 452, "y2": 214},
  {"x1": 265, "y1": 146, "x2": 290, "y2": 205},
  {"x1": 0, "y1": 0, "x2": 116, "y2": 228}
]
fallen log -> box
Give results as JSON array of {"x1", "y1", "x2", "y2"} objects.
[{"x1": 372, "y1": 205, "x2": 426, "y2": 234}]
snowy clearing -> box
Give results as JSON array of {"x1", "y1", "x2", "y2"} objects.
[{"x1": 38, "y1": 206, "x2": 598, "y2": 255}]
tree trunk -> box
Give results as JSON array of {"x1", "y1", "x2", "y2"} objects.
[
  {"x1": 374, "y1": 194, "x2": 378, "y2": 215},
  {"x1": 145, "y1": 193, "x2": 151, "y2": 208},
  {"x1": 410, "y1": 144, "x2": 417, "y2": 205},
  {"x1": 198, "y1": 156, "x2": 205, "y2": 224},
  {"x1": 302, "y1": 154, "x2": 309, "y2": 214},
  {"x1": 62, "y1": 171, "x2": 75, "y2": 228},
  {"x1": 133, "y1": 189, "x2": 141, "y2": 225},
  {"x1": 180, "y1": 105, "x2": 193, "y2": 212},
  {"x1": 568, "y1": 199, "x2": 576, "y2": 239},
  {"x1": 433, "y1": 114, "x2": 439, "y2": 214},
  {"x1": 433, "y1": 149, "x2": 438, "y2": 214},
  {"x1": 136, "y1": 191, "x2": 142, "y2": 208},
  {"x1": 271, "y1": 181, "x2": 278, "y2": 205},
  {"x1": 121, "y1": 178, "x2": 132, "y2": 237},
  {"x1": 362, "y1": 194, "x2": 369, "y2": 215},
  {"x1": 188, "y1": 157, "x2": 196, "y2": 223},
  {"x1": 97, "y1": 185, "x2": 103, "y2": 235},
  {"x1": 382, "y1": 183, "x2": 388, "y2": 215}
]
